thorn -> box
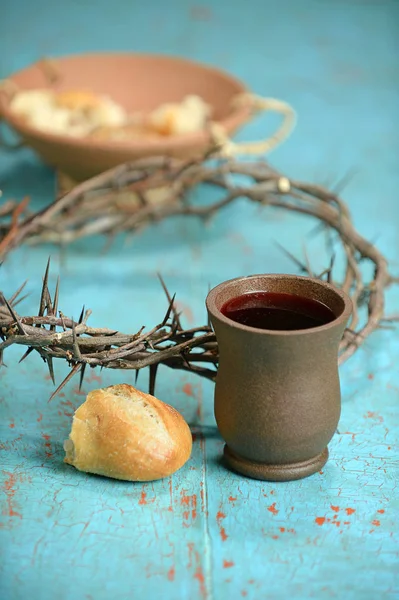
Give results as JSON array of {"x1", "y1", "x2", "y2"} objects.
[
  {"x1": 325, "y1": 228, "x2": 336, "y2": 258},
  {"x1": 39, "y1": 257, "x2": 51, "y2": 316},
  {"x1": 317, "y1": 252, "x2": 336, "y2": 282},
  {"x1": 161, "y1": 293, "x2": 177, "y2": 327},
  {"x1": 11, "y1": 292, "x2": 31, "y2": 308},
  {"x1": 135, "y1": 369, "x2": 139, "y2": 384},
  {"x1": 53, "y1": 276, "x2": 60, "y2": 316},
  {"x1": 48, "y1": 363, "x2": 80, "y2": 402},
  {"x1": 19, "y1": 346, "x2": 34, "y2": 363},
  {"x1": 380, "y1": 315, "x2": 399, "y2": 323},
  {"x1": 0, "y1": 349, "x2": 6, "y2": 367},
  {"x1": 9, "y1": 280, "x2": 28, "y2": 306},
  {"x1": 327, "y1": 252, "x2": 335, "y2": 283},
  {"x1": 149, "y1": 364, "x2": 158, "y2": 396},
  {"x1": 79, "y1": 363, "x2": 87, "y2": 391},
  {"x1": 181, "y1": 351, "x2": 192, "y2": 370},
  {"x1": 302, "y1": 244, "x2": 314, "y2": 277},
  {"x1": 158, "y1": 273, "x2": 182, "y2": 330},
  {"x1": 306, "y1": 222, "x2": 328, "y2": 239},
  {"x1": 174, "y1": 311, "x2": 183, "y2": 328},
  {"x1": 331, "y1": 168, "x2": 358, "y2": 196},
  {"x1": 78, "y1": 305, "x2": 85, "y2": 324},
  {"x1": 82, "y1": 309, "x2": 92, "y2": 325},
  {"x1": 46, "y1": 356, "x2": 56, "y2": 385},
  {"x1": 0, "y1": 293, "x2": 25, "y2": 335},
  {"x1": 45, "y1": 287, "x2": 54, "y2": 316},
  {"x1": 50, "y1": 277, "x2": 60, "y2": 332},
  {"x1": 274, "y1": 242, "x2": 308, "y2": 274}
]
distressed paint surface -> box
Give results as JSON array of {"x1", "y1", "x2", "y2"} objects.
[{"x1": 0, "y1": 1, "x2": 398, "y2": 599}]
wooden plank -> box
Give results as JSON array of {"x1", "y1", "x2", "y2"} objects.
[{"x1": 1, "y1": 0, "x2": 399, "y2": 598}]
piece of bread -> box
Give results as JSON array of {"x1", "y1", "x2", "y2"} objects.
[
  {"x1": 55, "y1": 90, "x2": 127, "y2": 128},
  {"x1": 148, "y1": 94, "x2": 211, "y2": 136},
  {"x1": 10, "y1": 88, "x2": 125, "y2": 137},
  {"x1": 10, "y1": 89, "x2": 54, "y2": 115},
  {"x1": 55, "y1": 90, "x2": 102, "y2": 110},
  {"x1": 64, "y1": 384, "x2": 192, "y2": 481}
]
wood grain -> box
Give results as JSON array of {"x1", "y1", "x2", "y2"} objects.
[{"x1": 1, "y1": 1, "x2": 398, "y2": 599}]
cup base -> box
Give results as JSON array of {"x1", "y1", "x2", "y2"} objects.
[{"x1": 223, "y1": 445, "x2": 329, "y2": 481}]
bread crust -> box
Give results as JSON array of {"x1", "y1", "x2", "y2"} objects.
[
  {"x1": 55, "y1": 90, "x2": 102, "y2": 110},
  {"x1": 64, "y1": 384, "x2": 192, "y2": 481}
]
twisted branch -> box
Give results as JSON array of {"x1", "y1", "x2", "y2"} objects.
[{"x1": 0, "y1": 155, "x2": 397, "y2": 398}]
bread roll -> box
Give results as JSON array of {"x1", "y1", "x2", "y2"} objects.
[
  {"x1": 56, "y1": 90, "x2": 127, "y2": 129},
  {"x1": 148, "y1": 94, "x2": 211, "y2": 136},
  {"x1": 10, "y1": 89, "x2": 53, "y2": 116},
  {"x1": 10, "y1": 88, "x2": 127, "y2": 137},
  {"x1": 64, "y1": 384, "x2": 192, "y2": 481},
  {"x1": 55, "y1": 90, "x2": 102, "y2": 111}
]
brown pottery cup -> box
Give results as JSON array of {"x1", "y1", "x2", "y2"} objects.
[{"x1": 206, "y1": 274, "x2": 352, "y2": 481}]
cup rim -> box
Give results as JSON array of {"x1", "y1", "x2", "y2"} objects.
[{"x1": 206, "y1": 273, "x2": 353, "y2": 336}]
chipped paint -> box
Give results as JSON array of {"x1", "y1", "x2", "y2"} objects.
[
  {"x1": 181, "y1": 491, "x2": 197, "y2": 526},
  {"x1": 194, "y1": 566, "x2": 207, "y2": 599},
  {"x1": 168, "y1": 479, "x2": 174, "y2": 512},
  {"x1": 139, "y1": 490, "x2": 147, "y2": 505},
  {"x1": 42, "y1": 433, "x2": 53, "y2": 459},
  {"x1": 2, "y1": 471, "x2": 22, "y2": 519},
  {"x1": 371, "y1": 520, "x2": 381, "y2": 527},
  {"x1": 223, "y1": 560, "x2": 234, "y2": 568},
  {"x1": 216, "y1": 511, "x2": 228, "y2": 541},
  {"x1": 364, "y1": 411, "x2": 384, "y2": 423},
  {"x1": 267, "y1": 503, "x2": 278, "y2": 515},
  {"x1": 182, "y1": 383, "x2": 194, "y2": 397}
]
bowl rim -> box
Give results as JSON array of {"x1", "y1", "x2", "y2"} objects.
[
  {"x1": 0, "y1": 52, "x2": 250, "y2": 152},
  {"x1": 206, "y1": 273, "x2": 353, "y2": 337}
]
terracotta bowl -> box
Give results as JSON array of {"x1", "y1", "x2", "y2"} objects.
[{"x1": 0, "y1": 53, "x2": 250, "y2": 181}]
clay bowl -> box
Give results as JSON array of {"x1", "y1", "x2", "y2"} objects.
[{"x1": 0, "y1": 53, "x2": 251, "y2": 181}]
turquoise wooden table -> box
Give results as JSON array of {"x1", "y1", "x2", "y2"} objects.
[{"x1": 1, "y1": 1, "x2": 398, "y2": 598}]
